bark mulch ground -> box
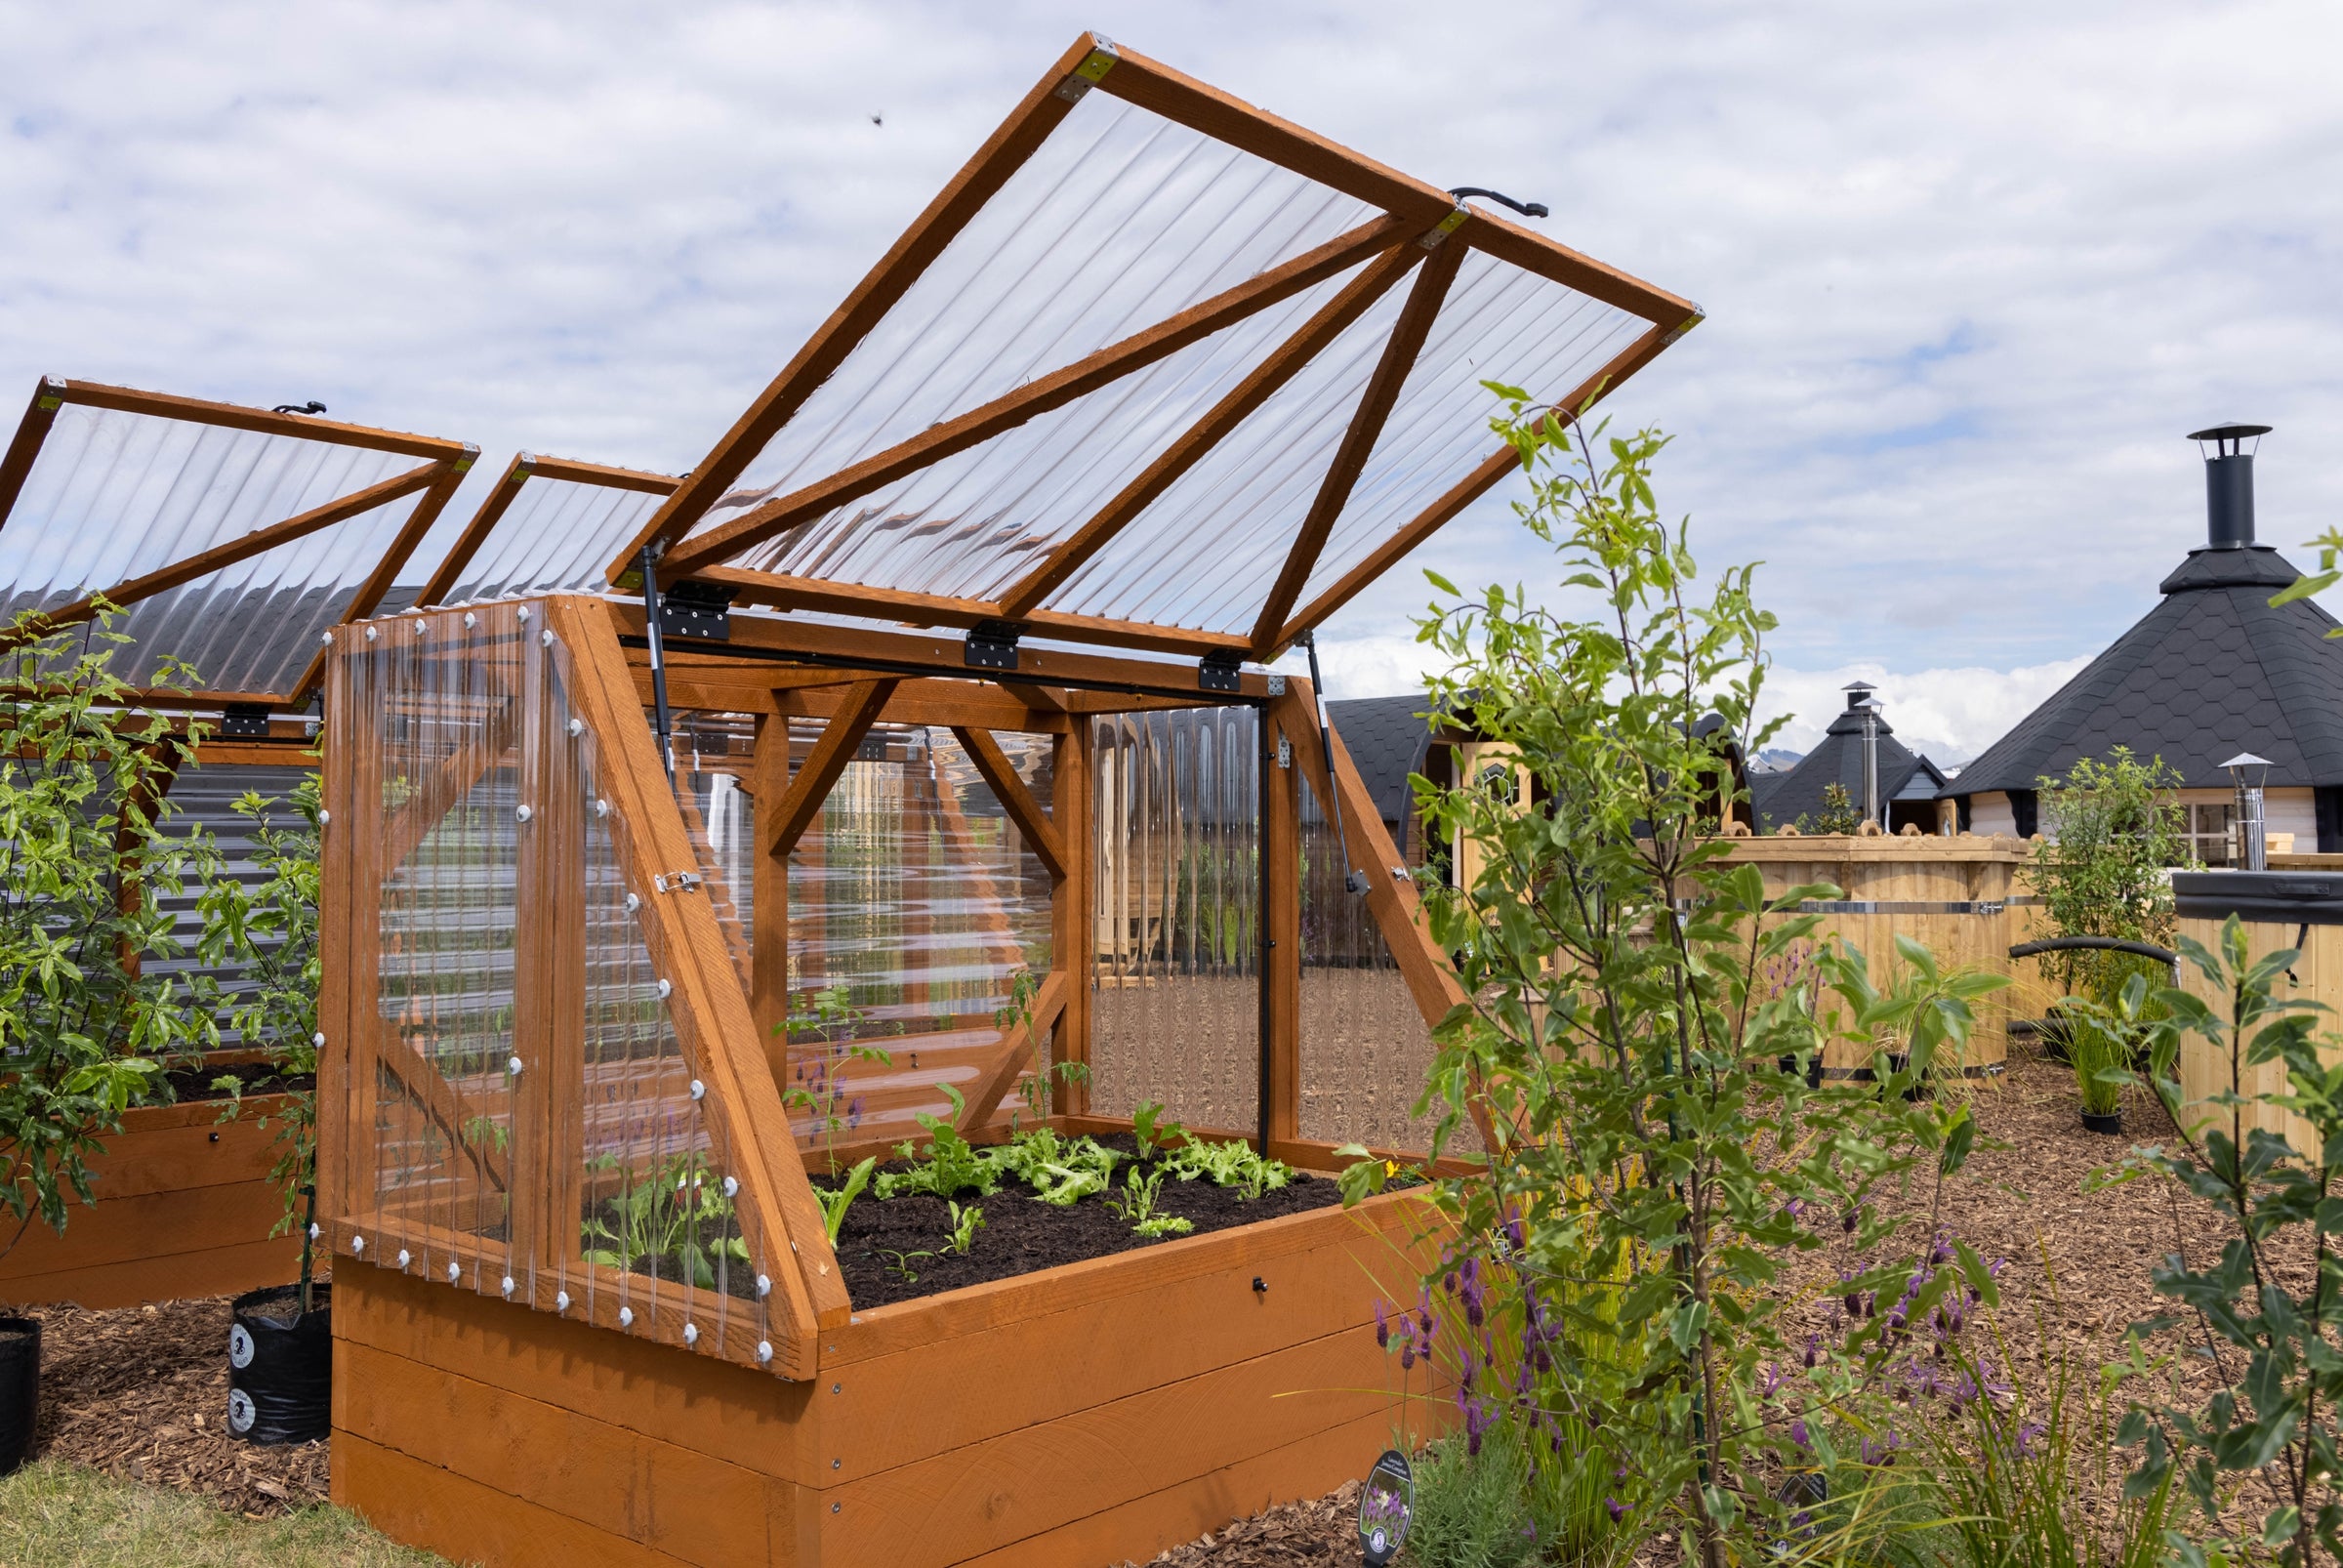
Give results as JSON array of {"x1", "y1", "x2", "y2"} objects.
[{"x1": 12, "y1": 1292, "x2": 328, "y2": 1518}]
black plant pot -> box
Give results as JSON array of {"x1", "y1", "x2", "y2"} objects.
[
  {"x1": 2034, "y1": 1011, "x2": 2077, "y2": 1065},
  {"x1": 227, "y1": 1284, "x2": 331, "y2": 1445},
  {"x1": 1777, "y1": 1054, "x2": 1827, "y2": 1091},
  {"x1": 1882, "y1": 1053, "x2": 1929, "y2": 1102},
  {"x1": 2081, "y1": 1110, "x2": 2124, "y2": 1136},
  {"x1": 0, "y1": 1316, "x2": 36, "y2": 1476}
]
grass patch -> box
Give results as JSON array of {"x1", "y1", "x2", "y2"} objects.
[{"x1": 0, "y1": 1460, "x2": 453, "y2": 1567}]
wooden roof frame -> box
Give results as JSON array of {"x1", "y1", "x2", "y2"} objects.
[
  {"x1": 0, "y1": 377, "x2": 477, "y2": 712},
  {"x1": 613, "y1": 32, "x2": 1701, "y2": 665}
]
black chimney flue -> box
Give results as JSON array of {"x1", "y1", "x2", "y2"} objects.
[{"x1": 2189, "y1": 422, "x2": 2272, "y2": 550}]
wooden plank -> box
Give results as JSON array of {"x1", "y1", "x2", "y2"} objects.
[
  {"x1": 1249, "y1": 240, "x2": 1463, "y2": 654},
  {"x1": 775, "y1": 678, "x2": 1066, "y2": 738},
  {"x1": 762, "y1": 678, "x2": 898, "y2": 858},
  {"x1": 550, "y1": 597, "x2": 848, "y2": 1359},
  {"x1": 0, "y1": 1178, "x2": 288, "y2": 1275},
  {"x1": 57, "y1": 379, "x2": 469, "y2": 461},
  {"x1": 951, "y1": 725, "x2": 1064, "y2": 879},
  {"x1": 334, "y1": 1261, "x2": 826, "y2": 1484},
  {"x1": 0, "y1": 377, "x2": 64, "y2": 527},
  {"x1": 751, "y1": 715, "x2": 793, "y2": 1083},
  {"x1": 333, "y1": 1429, "x2": 714, "y2": 1568},
  {"x1": 338, "y1": 1339, "x2": 783, "y2": 1568},
  {"x1": 956, "y1": 971, "x2": 1069, "y2": 1134},
  {"x1": 604, "y1": 599, "x2": 1276, "y2": 703},
  {"x1": 0, "y1": 1235, "x2": 301, "y2": 1311},
  {"x1": 315, "y1": 629, "x2": 360, "y2": 1242},
  {"x1": 946, "y1": 1404, "x2": 1402, "y2": 1568},
  {"x1": 1000, "y1": 243, "x2": 1424, "y2": 619},
  {"x1": 611, "y1": 34, "x2": 1108, "y2": 578},
  {"x1": 701, "y1": 565, "x2": 1254, "y2": 662},
  {"x1": 29, "y1": 1095, "x2": 292, "y2": 1200},
  {"x1": 1052, "y1": 723, "x2": 1093, "y2": 1120},
  {"x1": 821, "y1": 1329, "x2": 1393, "y2": 1568},
  {"x1": 662, "y1": 215, "x2": 1411, "y2": 577},
  {"x1": 1263, "y1": 719, "x2": 1301, "y2": 1145},
  {"x1": 0, "y1": 463, "x2": 442, "y2": 648},
  {"x1": 1272, "y1": 321, "x2": 1674, "y2": 651},
  {"x1": 413, "y1": 452, "x2": 537, "y2": 609},
  {"x1": 812, "y1": 1199, "x2": 1430, "y2": 1480}
]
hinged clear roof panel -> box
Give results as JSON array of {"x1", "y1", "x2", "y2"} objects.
[
  {"x1": 429, "y1": 456, "x2": 678, "y2": 609},
  {"x1": 627, "y1": 35, "x2": 1700, "y2": 662},
  {"x1": 0, "y1": 380, "x2": 473, "y2": 703}
]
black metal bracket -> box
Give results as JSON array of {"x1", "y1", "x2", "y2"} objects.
[
  {"x1": 659, "y1": 579, "x2": 737, "y2": 641},
  {"x1": 220, "y1": 703, "x2": 272, "y2": 739},
  {"x1": 1198, "y1": 648, "x2": 1244, "y2": 693},
  {"x1": 965, "y1": 619, "x2": 1024, "y2": 672}
]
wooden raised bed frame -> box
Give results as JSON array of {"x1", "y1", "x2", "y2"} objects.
[
  {"x1": 317, "y1": 593, "x2": 1463, "y2": 1568},
  {"x1": 0, "y1": 1093, "x2": 300, "y2": 1309}
]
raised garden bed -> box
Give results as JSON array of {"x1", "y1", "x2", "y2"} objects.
[{"x1": 0, "y1": 1090, "x2": 300, "y2": 1311}]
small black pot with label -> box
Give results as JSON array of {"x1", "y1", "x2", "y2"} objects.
[
  {"x1": 227, "y1": 1284, "x2": 331, "y2": 1445},
  {"x1": 0, "y1": 1316, "x2": 37, "y2": 1476},
  {"x1": 2081, "y1": 1110, "x2": 2124, "y2": 1136}
]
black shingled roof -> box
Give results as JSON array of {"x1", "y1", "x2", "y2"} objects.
[
  {"x1": 1751, "y1": 692, "x2": 1946, "y2": 828},
  {"x1": 1327, "y1": 692, "x2": 1440, "y2": 830},
  {"x1": 1947, "y1": 543, "x2": 2343, "y2": 797}
]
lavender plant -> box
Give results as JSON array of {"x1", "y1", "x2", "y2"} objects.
[{"x1": 1343, "y1": 402, "x2": 1996, "y2": 1566}]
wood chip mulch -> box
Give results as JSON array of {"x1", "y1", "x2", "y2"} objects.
[
  {"x1": 1117, "y1": 1481, "x2": 1364, "y2": 1566},
  {"x1": 10, "y1": 1293, "x2": 329, "y2": 1517}
]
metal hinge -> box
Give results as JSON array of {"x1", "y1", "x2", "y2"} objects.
[
  {"x1": 660, "y1": 579, "x2": 737, "y2": 640},
  {"x1": 1198, "y1": 648, "x2": 1244, "y2": 693},
  {"x1": 654, "y1": 870, "x2": 704, "y2": 894},
  {"x1": 965, "y1": 619, "x2": 1024, "y2": 672},
  {"x1": 220, "y1": 703, "x2": 272, "y2": 738},
  {"x1": 1276, "y1": 736, "x2": 1293, "y2": 769}
]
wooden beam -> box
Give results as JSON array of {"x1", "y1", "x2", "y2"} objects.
[
  {"x1": 412, "y1": 453, "x2": 534, "y2": 609},
  {"x1": 1094, "y1": 44, "x2": 1697, "y2": 327},
  {"x1": 749, "y1": 716, "x2": 792, "y2": 1084},
  {"x1": 0, "y1": 463, "x2": 443, "y2": 649},
  {"x1": 1271, "y1": 320, "x2": 1675, "y2": 651},
  {"x1": 999, "y1": 681, "x2": 1067, "y2": 712},
  {"x1": 286, "y1": 449, "x2": 478, "y2": 706},
  {"x1": 1000, "y1": 242, "x2": 1425, "y2": 619},
  {"x1": 1051, "y1": 722, "x2": 1093, "y2": 1119},
  {"x1": 693, "y1": 564, "x2": 1254, "y2": 661},
  {"x1": 1249, "y1": 240, "x2": 1462, "y2": 654},
  {"x1": 610, "y1": 34, "x2": 1110, "y2": 579},
  {"x1": 1263, "y1": 713, "x2": 1300, "y2": 1145},
  {"x1": 379, "y1": 695, "x2": 518, "y2": 877},
  {"x1": 601, "y1": 599, "x2": 1277, "y2": 703},
  {"x1": 52, "y1": 379, "x2": 470, "y2": 463},
  {"x1": 958, "y1": 970, "x2": 1070, "y2": 1134},
  {"x1": 951, "y1": 725, "x2": 1065, "y2": 879},
  {"x1": 761, "y1": 677, "x2": 898, "y2": 858},
  {"x1": 661, "y1": 215, "x2": 1412, "y2": 577},
  {"x1": 0, "y1": 377, "x2": 64, "y2": 529}
]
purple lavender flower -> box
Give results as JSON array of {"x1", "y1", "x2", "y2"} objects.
[
  {"x1": 1375, "y1": 1300, "x2": 1389, "y2": 1349},
  {"x1": 1788, "y1": 1418, "x2": 1810, "y2": 1448},
  {"x1": 2015, "y1": 1420, "x2": 2047, "y2": 1459},
  {"x1": 1606, "y1": 1498, "x2": 1624, "y2": 1523}
]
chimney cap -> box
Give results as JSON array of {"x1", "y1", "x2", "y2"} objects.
[{"x1": 2189, "y1": 422, "x2": 2272, "y2": 443}]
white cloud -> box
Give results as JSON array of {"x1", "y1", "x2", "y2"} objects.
[
  {"x1": 5, "y1": 0, "x2": 2341, "y2": 701},
  {"x1": 1754, "y1": 657, "x2": 2095, "y2": 765}
]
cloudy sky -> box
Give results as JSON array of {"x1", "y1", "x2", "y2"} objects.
[{"x1": 7, "y1": 1, "x2": 2339, "y2": 761}]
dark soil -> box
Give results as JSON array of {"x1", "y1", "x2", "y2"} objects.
[
  {"x1": 5, "y1": 1292, "x2": 330, "y2": 1516},
  {"x1": 159, "y1": 1061, "x2": 313, "y2": 1103},
  {"x1": 823, "y1": 1135, "x2": 1342, "y2": 1309}
]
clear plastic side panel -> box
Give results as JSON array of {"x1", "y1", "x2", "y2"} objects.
[
  {"x1": 1296, "y1": 771, "x2": 1449, "y2": 1153},
  {"x1": 353, "y1": 601, "x2": 782, "y2": 1371},
  {"x1": 1089, "y1": 707, "x2": 1260, "y2": 1133},
  {"x1": 780, "y1": 722, "x2": 1055, "y2": 1158}
]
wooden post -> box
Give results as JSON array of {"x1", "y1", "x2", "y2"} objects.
[
  {"x1": 1051, "y1": 723, "x2": 1093, "y2": 1119},
  {"x1": 1262, "y1": 706, "x2": 1301, "y2": 1147},
  {"x1": 750, "y1": 713, "x2": 793, "y2": 1086}
]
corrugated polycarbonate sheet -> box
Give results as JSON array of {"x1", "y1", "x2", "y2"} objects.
[
  {"x1": 683, "y1": 90, "x2": 1377, "y2": 560},
  {"x1": 449, "y1": 475, "x2": 669, "y2": 604},
  {"x1": 1, "y1": 403, "x2": 427, "y2": 692},
  {"x1": 670, "y1": 82, "x2": 1664, "y2": 642}
]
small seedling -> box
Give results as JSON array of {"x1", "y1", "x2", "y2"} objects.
[
  {"x1": 877, "y1": 1086, "x2": 1001, "y2": 1200},
  {"x1": 1130, "y1": 1099, "x2": 1187, "y2": 1161},
  {"x1": 816, "y1": 1156, "x2": 877, "y2": 1246},
  {"x1": 780, "y1": 984, "x2": 891, "y2": 1174},
  {"x1": 1106, "y1": 1165, "x2": 1193, "y2": 1239},
  {"x1": 879, "y1": 1247, "x2": 930, "y2": 1284},
  {"x1": 944, "y1": 1200, "x2": 984, "y2": 1255}
]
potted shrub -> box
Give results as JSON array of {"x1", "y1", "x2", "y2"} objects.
[
  {"x1": 2026, "y1": 748, "x2": 2185, "y2": 1050},
  {"x1": 0, "y1": 605, "x2": 222, "y2": 1466},
  {"x1": 198, "y1": 774, "x2": 330, "y2": 1445}
]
